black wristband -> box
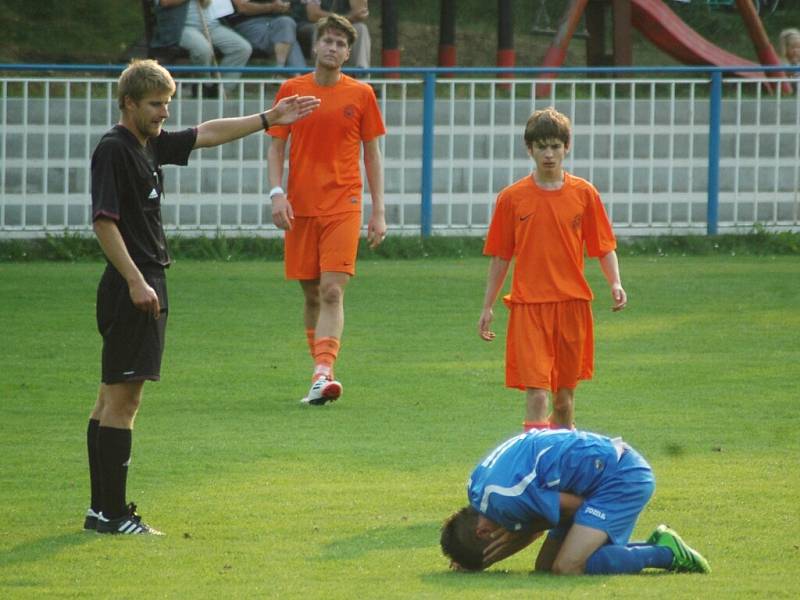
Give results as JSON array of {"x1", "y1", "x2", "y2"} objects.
[{"x1": 259, "y1": 112, "x2": 269, "y2": 130}]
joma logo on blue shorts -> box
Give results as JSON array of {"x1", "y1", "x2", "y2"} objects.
[{"x1": 584, "y1": 506, "x2": 607, "y2": 520}]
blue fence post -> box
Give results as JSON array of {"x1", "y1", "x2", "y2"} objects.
[
  {"x1": 421, "y1": 71, "x2": 435, "y2": 237},
  {"x1": 707, "y1": 70, "x2": 722, "y2": 236}
]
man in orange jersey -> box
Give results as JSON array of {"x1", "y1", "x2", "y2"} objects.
[
  {"x1": 478, "y1": 107, "x2": 627, "y2": 430},
  {"x1": 267, "y1": 13, "x2": 386, "y2": 405}
]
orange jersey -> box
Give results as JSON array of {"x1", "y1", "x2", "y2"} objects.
[
  {"x1": 484, "y1": 172, "x2": 617, "y2": 303},
  {"x1": 269, "y1": 73, "x2": 386, "y2": 217}
]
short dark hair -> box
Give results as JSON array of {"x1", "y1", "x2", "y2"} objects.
[
  {"x1": 315, "y1": 13, "x2": 357, "y2": 47},
  {"x1": 440, "y1": 506, "x2": 487, "y2": 571},
  {"x1": 524, "y1": 107, "x2": 572, "y2": 150}
]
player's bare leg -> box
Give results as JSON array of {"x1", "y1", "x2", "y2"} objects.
[
  {"x1": 551, "y1": 524, "x2": 608, "y2": 575},
  {"x1": 92, "y1": 381, "x2": 162, "y2": 535},
  {"x1": 300, "y1": 279, "x2": 321, "y2": 334},
  {"x1": 89, "y1": 385, "x2": 106, "y2": 421},
  {"x1": 299, "y1": 272, "x2": 350, "y2": 405},
  {"x1": 525, "y1": 387, "x2": 549, "y2": 428},
  {"x1": 96, "y1": 381, "x2": 143, "y2": 429},
  {"x1": 86, "y1": 379, "x2": 146, "y2": 532},
  {"x1": 314, "y1": 271, "x2": 349, "y2": 341},
  {"x1": 534, "y1": 535, "x2": 564, "y2": 572},
  {"x1": 550, "y1": 387, "x2": 575, "y2": 428}
]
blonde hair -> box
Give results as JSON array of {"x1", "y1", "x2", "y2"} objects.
[
  {"x1": 779, "y1": 28, "x2": 800, "y2": 64},
  {"x1": 117, "y1": 59, "x2": 176, "y2": 110}
]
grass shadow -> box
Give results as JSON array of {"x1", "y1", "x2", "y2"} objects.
[
  {"x1": 317, "y1": 521, "x2": 437, "y2": 561},
  {"x1": 421, "y1": 567, "x2": 668, "y2": 591},
  {"x1": 420, "y1": 567, "x2": 606, "y2": 591},
  {"x1": 0, "y1": 532, "x2": 95, "y2": 568}
]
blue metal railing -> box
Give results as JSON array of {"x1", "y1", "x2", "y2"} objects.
[
  {"x1": 707, "y1": 71, "x2": 723, "y2": 235},
  {"x1": 2, "y1": 63, "x2": 799, "y2": 236}
]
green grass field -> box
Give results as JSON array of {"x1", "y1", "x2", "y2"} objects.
[{"x1": 1, "y1": 256, "x2": 798, "y2": 599}]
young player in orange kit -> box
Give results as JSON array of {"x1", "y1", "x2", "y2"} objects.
[
  {"x1": 267, "y1": 13, "x2": 386, "y2": 405},
  {"x1": 478, "y1": 107, "x2": 627, "y2": 430}
]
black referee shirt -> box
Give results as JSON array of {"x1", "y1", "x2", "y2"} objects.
[{"x1": 91, "y1": 125, "x2": 197, "y2": 268}]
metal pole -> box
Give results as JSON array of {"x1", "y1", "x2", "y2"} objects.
[
  {"x1": 497, "y1": 0, "x2": 515, "y2": 76},
  {"x1": 439, "y1": 0, "x2": 457, "y2": 70},
  {"x1": 421, "y1": 71, "x2": 435, "y2": 237},
  {"x1": 707, "y1": 70, "x2": 722, "y2": 235},
  {"x1": 381, "y1": 0, "x2": 400, "y2": 75}
]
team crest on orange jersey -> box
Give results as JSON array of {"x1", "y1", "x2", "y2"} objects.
[
  {"x1": 572, "y1": 214, "x2": 582, "y2": 231},
  {"x1": 343, "y1": 104, "x2": 357, "y2": 119}
]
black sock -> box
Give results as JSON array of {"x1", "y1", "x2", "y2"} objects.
[
  {"x1": 98, "y1": 426, "x2": 132, "y2": 520},
  {"x1": 87, "y1": 419, "x2": 102, "y2": 512}
]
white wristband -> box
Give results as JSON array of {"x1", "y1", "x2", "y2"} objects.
[{"x1": 269, "y1": 186, "x2": 285, "y2": 198}]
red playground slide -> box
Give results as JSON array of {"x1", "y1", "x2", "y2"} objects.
[
  {"x1": 630, "y1": 0, "x2": 771, "y2": 79},
  {"x1": 536, "y1": 0, "x2": 789, "y2": 96}
]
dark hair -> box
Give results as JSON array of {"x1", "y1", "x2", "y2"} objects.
[
  {"x1": 524, "y1": 107, "x2": 572, "y2": 150},
  {"x1": 440, "y1": 506, "x2": 487, "y2": 571},
  {"x1": 315, "y1": 13, "x2": 358, "y2": 47}
]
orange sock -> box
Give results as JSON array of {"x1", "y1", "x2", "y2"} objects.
[
  {"x1": 305, "y1": 328, "x2": 315, "y2": 358},
  {"x1": 523, "y1": 420, "x2": 550, "y2": 431},
  {"x1": 312, "y1": 337, "x2": 340, "y2": 381}
]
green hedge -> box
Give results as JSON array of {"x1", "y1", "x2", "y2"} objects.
[{"x1": 1, "y1": 228, "x2": 798, "y2": 262}]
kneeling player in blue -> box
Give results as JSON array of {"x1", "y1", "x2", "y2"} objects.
[{"x1": 440, "y1": 428, "x2": 710, "y2": 575}]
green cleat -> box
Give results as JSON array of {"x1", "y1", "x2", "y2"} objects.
[
  {"x1": 645, "y1": 526, "x2": 662, "y2": 546},
  {"x1": 650, "y1": 524, "x2": 711, "y2": 574}
]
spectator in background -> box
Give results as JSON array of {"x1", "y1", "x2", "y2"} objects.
[
  {"x1": 226, "y1": 0, "x2": 306, "y2": 70},
  {"x1": 779, "y1": 28, "x2": 800, "y2": 90},
  {"x1": 151, "y1": 0, "x2": 252, "y2": 95},
  {"x1": 290, "y1": 1, "x2": 371, "y2": 69}
]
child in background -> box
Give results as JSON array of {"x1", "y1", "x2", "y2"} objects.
[{"x1": 779, "y1": 28, "x2": 800, "y2": 90}]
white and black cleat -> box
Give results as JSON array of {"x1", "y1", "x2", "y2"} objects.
[
  {"x1": 96, "y1": 503, "x2": 164, "y2": 536},
  {"x1": 300, "y1": 376, "x2": 342, "y2": 406},
  {"x1": 83, "y1": 508, "x2": 101, "y2": 531}
]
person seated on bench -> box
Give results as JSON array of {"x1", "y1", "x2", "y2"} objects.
[
  {"x1": 152, "y1": 0, "x2": 252, "y2": 95},
  {"x1": 225, "y1": 1, "x2": 306, "y2": 70}
]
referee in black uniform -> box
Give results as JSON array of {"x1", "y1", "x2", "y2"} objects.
[{"x1": 85, "y1": 59, "x2": 319, "y2": 535}]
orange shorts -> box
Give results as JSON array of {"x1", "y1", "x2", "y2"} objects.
[
  {"x1": 284, "y1": 212, "x2": 362, "y2": 280},
  {"x1": 504, "y1": 299, "x2": 594, "y2": 392}
]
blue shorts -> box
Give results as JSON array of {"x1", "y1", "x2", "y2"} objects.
[{"x1": 549, "y1": 445, "x2": 655, "y2": 545}]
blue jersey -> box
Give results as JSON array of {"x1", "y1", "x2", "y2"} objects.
[{"x1": 467, "y1": 429, "x2": 623, "y2": 532}]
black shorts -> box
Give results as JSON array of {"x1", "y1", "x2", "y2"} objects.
[{"x1": 96, "y1": 264, "x2": 168, "y2": 384}]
